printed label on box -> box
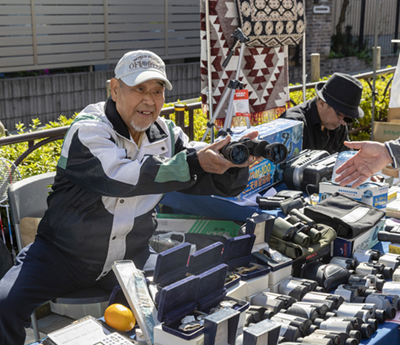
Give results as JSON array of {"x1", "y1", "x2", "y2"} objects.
[{"x1": 219, "y1": 119, "x2": 303, "y2": 201}]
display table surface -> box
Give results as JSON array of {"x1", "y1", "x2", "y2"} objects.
[{"x1": 27, "y1": 191, "x2": 400, "y2": 345}]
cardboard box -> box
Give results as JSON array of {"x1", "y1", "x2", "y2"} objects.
[
  {"x1": 319, "y1": 181, "x2": 389, "y2": 210},
  {"x1": 388, "y1": 107, "x2": 400, "y2": 122},
  {"x1": 220, "y1": 118, "x2": 303, "y2": 201},
  {"x1": 155, "y1": 214, "x2": 242, "y2": 237},
  {"x1": 373, "y1": 121, "x2": 400, "y2": 143},
  {"x1": 331, "y1": 219, "x2": 385, "y2": 257}
]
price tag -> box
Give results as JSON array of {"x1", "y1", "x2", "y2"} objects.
[{"x1": 233, "y1": 89, "x2": 250, "y2": 118}]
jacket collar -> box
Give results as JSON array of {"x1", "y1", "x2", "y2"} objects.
[
  {"x1": 309, "y1": 97, "x2": 321, "y2": 126},
  {"x1": 104, "y1": 96, "x2": 168, "y2": 142}
]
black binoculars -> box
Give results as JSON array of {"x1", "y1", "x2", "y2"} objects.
[{"x1": 220, "y1": 137, "x2": 288, "y2": 165}]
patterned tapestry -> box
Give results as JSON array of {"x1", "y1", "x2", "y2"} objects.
[
  {"x1": 200, "y1": 0, "x2": 291, "y2": 127},
  {"x1": 236, "y1": 0, "x2": 305, "y2": 48}
]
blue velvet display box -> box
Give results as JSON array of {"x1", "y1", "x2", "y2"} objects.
[
  {"x1": 188, "y1": 242, "x2": 224, "y2": 275},
  {"x1": 188, "y1": 242, "x2": 241, "y2": 289},
  {"x1": 157, "y1": 263, "x2": 249, "y2": 341},
  {"x1": 152, "y1": 242, "x2": 191, "y2": 304},
  {"x1": 221, "y1": 234, "x2": 270, "y2": 281},
  {"x1": 157, "y1": 275, "x2": 201, "y2": 340}
]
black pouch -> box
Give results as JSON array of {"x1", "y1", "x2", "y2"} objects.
[{"x1": 304, "y1": 192, "x2": 385, "y2": 239}]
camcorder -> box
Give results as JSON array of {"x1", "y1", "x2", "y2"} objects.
[
  {"x1": 301, "y1": 291, "x2": 344, "y2": 311},
  {"x1": 270, "y1": 312, "x2": 316, "y2": 340},
  {"x1": 330, "y1": 256, "x2": 357, "y2": 271},
  {"x1": 250, "y1": 291, "x2": 296, "y2": 316},
  {"x1": 333, "y1": 302, "x2": 385, "y2": 328},
  {"x1": 334, "y1": 284, "x2": 368, "y2": 303},
  {"x1": 348, "y1": 273, "x2": 385, "y2": 292},
  {"x1": 364, "y1": 293, "x2": 398, "y2": 319},
  {"x1": 353, "y1": 249, "x2": 381, "y2": 264},
  {"x1": 377, "y1": 253, "x2": 400, "y2": 270},
  {"x1": 298, "y1": 329, "x2": 358, "y2": 345},
  {"x1": 284, "y1": 301, "x2": 329, "y2": 321},
  {"x1": 278, "y1": 277, "x2": 321, "y2": 301},
  {"x1": 220, "y1": 137, "x2": 288, "y2": 165},
  {"x1": 355, "y1": 262, "x2": 393, "y2": 280},
  {"x1": 314, "y1": 318, "x2": 362, "y2": 342}
]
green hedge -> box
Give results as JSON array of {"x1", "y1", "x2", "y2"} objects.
[{"x1": 1, "y1": 71, "x2": 394, "y2": 180}]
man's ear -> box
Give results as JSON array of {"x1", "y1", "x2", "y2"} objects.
[{"x1": 110, "y1": 78, "x2": 119, "y2": 101}]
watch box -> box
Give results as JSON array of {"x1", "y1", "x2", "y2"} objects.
[
  {"x1": 188, "y1": 242, "x2": 224, "y2": 276},
  {"x1": 153, "y1": 242, "x2": 191, "y2": 287},
  {"x1": 188, "y1": 242, "x2": 241, "y2": 289},
  {"x1": 203, "y1": 307, "x2": 240, "y2": 345},
  {"x1": 245, "y1": 213, "x2": 275, "y2": 246},
  {"x1": 221, "y1": 234, "x2": 270, "y2": 281},
  {"x1": 157, "y1": 275, "x2": 201, "y2": 340},
  {"x1": 251, "y1": 250, "x2": 292, "y2": 286},
  {"x1": 242, "y1": 318, "x2": 281, "y2": 345}
]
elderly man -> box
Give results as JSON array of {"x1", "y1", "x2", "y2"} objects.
[
  {"x1": 280, "y1": 72, "x2": 364, "y2": 154},
  {"x1": 0, "y1": 50, "x2": 257, "y2": 345}
]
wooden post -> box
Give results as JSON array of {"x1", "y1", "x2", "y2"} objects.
[{"x1": 311, "y1": 53, "x2": 320, "y2": 82}]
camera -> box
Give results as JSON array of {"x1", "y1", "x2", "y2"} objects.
[{"x1": 220, "y1": 137, "x2": 288, "y2": 165}]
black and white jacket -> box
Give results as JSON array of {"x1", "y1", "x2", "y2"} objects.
[{"x1": 36, "y1": 97, "x2": 249, "y2": 280}]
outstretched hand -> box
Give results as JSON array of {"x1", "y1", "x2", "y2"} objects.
[
  {"x1": 334, "y1": 141, "x2": 393, "y2": 188},
  {"x1": 197, "y1": 131, "x2": 260, "y2": 174}
]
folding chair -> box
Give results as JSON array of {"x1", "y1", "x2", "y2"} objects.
[{"x1": 8, "y1": 172, "x2": 110, "y2": 341}]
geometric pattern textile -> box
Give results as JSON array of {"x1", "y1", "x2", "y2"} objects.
[
  {"x1": 236, "y1": 0, "x2": 305, "y2": 48},
  {"x1": 200, "y1": 0, "x2": 290, "y2": 123}
]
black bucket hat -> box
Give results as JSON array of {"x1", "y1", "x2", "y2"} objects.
[{"x1": 315, "y1": 72, "x2": 364, "y2": 119}]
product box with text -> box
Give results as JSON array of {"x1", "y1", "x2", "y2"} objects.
[
  {"x1": 220, "y1": 118, "x2": 303, "y2": 201},
  {"x1": 319, "y1": 181, "x2": 389, "y2": 210}
]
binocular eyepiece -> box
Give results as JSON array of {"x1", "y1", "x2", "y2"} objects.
[{"x1": 221, "y1": 137, "x2": 288, "y2": 165}]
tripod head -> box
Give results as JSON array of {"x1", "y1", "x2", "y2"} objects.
[{"x1": 222, "y1": 28, "x2": 250, "y2": 68}]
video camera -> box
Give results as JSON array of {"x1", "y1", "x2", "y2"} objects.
[{"x1": 220, "y1": 137, "x2": 288, "y2": 165}]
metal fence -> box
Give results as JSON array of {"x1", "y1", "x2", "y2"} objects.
[
  {"x1": 0, "y1": 0, "x2": 200, "y2": 74},
  {"x1": 331, "y1": 0, "x2": 400, "y2": 55}
]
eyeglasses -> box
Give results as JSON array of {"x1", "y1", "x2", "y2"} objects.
[{"x1": 333, "y1": 108, "x2": 353, "y2": 123}]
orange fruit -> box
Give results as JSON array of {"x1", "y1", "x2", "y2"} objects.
[{"x1": 104, "y1": 303, "x2": 136, "y2": 332}]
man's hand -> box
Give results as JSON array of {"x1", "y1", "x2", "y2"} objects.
[
  {"x1": 334, "y1": 141, "x2": 393, "y2": 188},
  {"x1": 197, "y1": 131, "x2": 260, "y2": 174}
]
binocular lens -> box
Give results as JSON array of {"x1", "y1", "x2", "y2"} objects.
[
  {"x1": 263, "y1": 143, "x2": 288, "y2": 164},
  {"x1": 221, "y1": 143, "x2": 249, "y2": 164}
]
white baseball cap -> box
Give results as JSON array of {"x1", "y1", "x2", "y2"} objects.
[{"x1": 114, "y1": 50, "x2": 173, "y2": 90}]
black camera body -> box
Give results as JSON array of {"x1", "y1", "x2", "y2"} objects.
[{"x1": 221, "y1": 137, "x2": 288, "y2": 165}]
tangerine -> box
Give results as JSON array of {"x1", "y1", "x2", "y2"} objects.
[{"x1": 104, "y1": 303, "x2": 136, "y2": 332}]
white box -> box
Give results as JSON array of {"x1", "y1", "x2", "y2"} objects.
[
  {"x1": 226, "y1": 280, "x2": 247, "y2": 300},
  {"x1": 245, "y1": 274, "x2": 269, "y2": 297},
  {"x1": 319, "y1": 181, "x2": 389, "y2": 209},
  {"x1": 154, "y1": 324, "x2": 204, "y2": 345},
  {"x1": 319, "y1": 181, "x2": 389, "y2": 210},
  {"x1": 331, "y1": 219, "x2": 385, "y2": 257}
]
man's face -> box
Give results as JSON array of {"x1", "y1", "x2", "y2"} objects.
[
  {"x1": 317, "y1": 100, "x2": 348, "y2": 130},
  {"x1": 111, "y1": 78, "x2": 165, "y2": 137}
]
